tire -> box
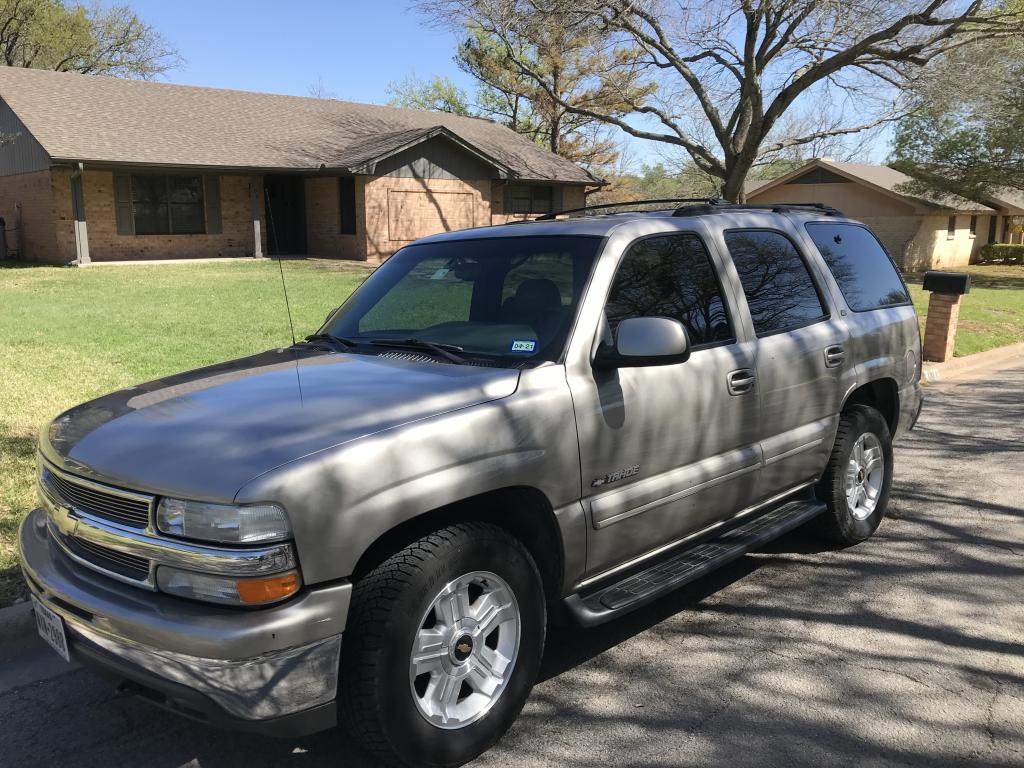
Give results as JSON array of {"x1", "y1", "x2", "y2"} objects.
[
  {"x1": 338, "y1": 522, "x2": 546, "y2": 767},
  {"x1": 814, "y1": 405, "x2": 894, "y2": 544}
]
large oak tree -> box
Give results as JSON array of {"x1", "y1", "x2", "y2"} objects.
[{"x1": 416, "y1": 0, "x2": 1023, "y2": 200}]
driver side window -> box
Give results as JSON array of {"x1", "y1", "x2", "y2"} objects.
[{"x1": 606, "y1": 234, "x2": 734, "y2": 348}]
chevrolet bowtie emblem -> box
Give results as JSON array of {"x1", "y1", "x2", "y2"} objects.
[{"x1": 456, "y1": 643, "x2": 472, "y2": 654}]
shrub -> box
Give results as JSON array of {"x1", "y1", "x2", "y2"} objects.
[{"x1": 977, "y1": 244, "x2": 1024, "y2": 264}]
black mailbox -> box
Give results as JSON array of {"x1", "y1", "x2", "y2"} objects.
[{"x1": 922, "y1": 271, "x2": 971, "y2": 295}]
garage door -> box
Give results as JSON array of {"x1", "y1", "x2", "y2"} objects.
[{"x1": 388, "y1": 190, "x2": 475, "y2": 242}]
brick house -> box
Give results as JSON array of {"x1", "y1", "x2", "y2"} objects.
[
  {"x1": 0, "y1": 68, "x2": 598, "y2": 264},
  {"x1": 746, "y1": 159, "x2": 1024, "y2": 271}
]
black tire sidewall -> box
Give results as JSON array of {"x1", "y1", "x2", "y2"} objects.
[
  {"x1": 820, "y1": 406, "x2": 894, "y2": 543},
  {"x1": 364, "y1": 527, "x2": 545, "y2": 767}
]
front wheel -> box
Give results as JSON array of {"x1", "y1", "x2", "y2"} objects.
[
  {"x1": 339, "y1": 522, "x2": 546, "y2": 767},
  {"x1": 815, "y1": 405, "x2": 894, "y2": 544}
]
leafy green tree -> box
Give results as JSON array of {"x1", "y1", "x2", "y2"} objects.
[
  {"x1": 891, "y1": 4, "x2": 1024, "y2": 198},
  {"x1": 0, "y1": 0, "x2": 179, "y2": 78},
  {"x1": 386, "y1": 74, "x2": 475, "y2": 115}
]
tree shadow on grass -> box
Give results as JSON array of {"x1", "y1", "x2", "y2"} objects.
[{"x1": 0, "y1": 259, "x2": 68, "y2": 270}]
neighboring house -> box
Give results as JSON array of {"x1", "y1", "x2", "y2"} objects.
[
  {"x1": 746, "y1": 158, "x2": 1024, "y2": 271},
  {"x1": 0, "y1": 68, "x2": 598, "y2": 264}
]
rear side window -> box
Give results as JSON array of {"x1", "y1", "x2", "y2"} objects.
[
  {"x1": 606, "y1": 234, "x2": 733, "y2": 347},
  {"x1": 805, "y1": 223, "x2": 911, "y2": 311},
  {"x1": 724, "y1": 230, "x2": 827, "y2": 335}
]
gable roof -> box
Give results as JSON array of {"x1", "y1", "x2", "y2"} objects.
[
  {"x1": 748, "y1": 158, "x2": 996, "y2": 213},
  {"x1": 323, "y1": 125, "x2": 515, "y2": 177},
  {"x1": 980, "y1": 187, "x2": 1024, "y2": 214},
  {"x1": 0, "y1": 67, "x2": 597, "y2": 184}
]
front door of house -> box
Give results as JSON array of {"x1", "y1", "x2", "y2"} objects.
[{"x1": 264, "y1": 175, "x2": 307, "y2": 254}]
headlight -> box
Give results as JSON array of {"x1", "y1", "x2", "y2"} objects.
[
  {"x1": 156, "y1": 498, "x2": 292, "y2": 544},
  {"x1": 157, "y1": 566, "x2": 301, "y2": 606}
]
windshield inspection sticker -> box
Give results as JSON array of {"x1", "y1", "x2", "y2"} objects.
[{"x1": 510, "y1": 340, "x2": 537, "y2": 353}]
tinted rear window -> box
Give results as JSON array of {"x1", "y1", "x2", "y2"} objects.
[
  {"x1": 805, "y1": 223, "x2": 910, "y2": 311},
  {"x1": 723, "y1": 230, "x2": 827, "y2": 335}
]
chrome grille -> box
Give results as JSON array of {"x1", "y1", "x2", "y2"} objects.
[
  {"x1": 41, "y1": 466, "x2": 152, "y2": 529},
  {"x1": 67, "y1": 537, "x2": 151, "y2": 582}
]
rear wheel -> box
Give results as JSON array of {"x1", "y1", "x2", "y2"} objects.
[
  {"x1": 339, "y1": 522, "x2": 545, "y2": 767},
  {"x1": 815, "y1": 405, "x2": 894, "y2": 544}
]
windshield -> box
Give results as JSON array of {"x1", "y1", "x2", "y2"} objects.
[{"x1": 323, "y1": 235, "x2": 602, "y2": 365}]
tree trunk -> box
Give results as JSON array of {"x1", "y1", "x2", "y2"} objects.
[
  {"x1": 721, "y1": 157, "x2": 755, "y2": 203},
  {"x1": 550, "y1": 112, "x2": 561, "y2": 154}
]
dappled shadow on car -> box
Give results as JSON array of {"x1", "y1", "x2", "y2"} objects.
[{"x1": 3, "y1": 365, "x2": 1022, "y2": 767}]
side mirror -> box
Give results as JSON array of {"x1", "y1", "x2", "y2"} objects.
[{"x1": 594, "y1": 316, "x2": 691, "y2": 368}]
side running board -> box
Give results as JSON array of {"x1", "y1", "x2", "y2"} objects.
[{"x1": 565, "y1": 499, "x2": 826, "y2": 627}]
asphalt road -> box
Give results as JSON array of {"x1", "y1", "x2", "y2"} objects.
[{"x1": 2, "y1": 362, "x2": 1022, "y2": 768}]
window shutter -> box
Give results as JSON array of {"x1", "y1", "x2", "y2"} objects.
[
  {"x1": 204, "y1": 175, "x2": 222, "y2": 234},
  {"x1": 113, "y1": 174, "x2": 134, "y2": 235}
]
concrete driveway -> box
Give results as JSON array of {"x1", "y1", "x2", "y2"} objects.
[{"x1": 2, "y1": 361, "x2": 1021, "y2": 767}]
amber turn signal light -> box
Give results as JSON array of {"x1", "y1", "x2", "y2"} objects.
[{"x1": 236, "y1": 571, "x2": 301, "y2": 604}]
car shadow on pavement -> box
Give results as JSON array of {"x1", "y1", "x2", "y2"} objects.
[{"x1": 2, "y1": 547, "x2": 783, "y2": 768}]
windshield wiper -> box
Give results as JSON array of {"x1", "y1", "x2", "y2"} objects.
[
  {"x1": 300, "y1": 332, "x2": 357, "y2": 351},
  {"x1": 367, "y1": 338, "x2": 466, "y2": 364}
]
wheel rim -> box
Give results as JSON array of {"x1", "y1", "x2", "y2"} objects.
[
  {"x1": 408, "y1": 570, "x2": 521, "y2": 730},
  {"x1": 845, "y1": 432, "x2": 884, "y2": 521}
]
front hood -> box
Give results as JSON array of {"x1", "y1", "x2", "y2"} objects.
[{"x1": 43, "y1": 349, "x2": 520, "y2": 500}]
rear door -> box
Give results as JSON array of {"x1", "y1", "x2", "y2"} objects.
[
  {"x1": 802, "y1": 221, "x2": 919, "y2": 436},
  {"x1": 717, "y1": 223, "x2": 852, "y2": 501}
]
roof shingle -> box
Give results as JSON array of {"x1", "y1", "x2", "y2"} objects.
[{"x1": 0, "y1": 67, "x2": 596, "y2": 184}]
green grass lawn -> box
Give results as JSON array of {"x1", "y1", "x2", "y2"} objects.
[
  {"x1": 905, "y1": 264, "x2": 1024, "y2": 357},
  {"x1": 0, "y1": 258, "x2": 372, "y2": 604}
]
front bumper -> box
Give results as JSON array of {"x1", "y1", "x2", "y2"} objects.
[{"x1": 19, "y1": 508, "x2": 351, "y2": 735}]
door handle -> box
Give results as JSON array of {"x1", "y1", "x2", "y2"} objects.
[
  {"x1": 824, "y1": 345, "x2": 845, "y2": 368},
  {"x1": 727, "y1": 368, "x2": 756, "y2": 396}
]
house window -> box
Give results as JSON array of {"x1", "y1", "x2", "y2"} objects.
[
  {"x1": 339, "y1": 177, "x2": 357, "y2": 235},
  {"x1": 508, "y1": 184, "x2": 553, "y2": 215},
  {"x1": 129, "y1": 175, "x2": 205, "y2": 235},
  {"x1": 947, "y1": 215, "x2": 957, "y2": 239},
  {"x1": 969, "y1": 215, "x2": 978, "y2": 238}
]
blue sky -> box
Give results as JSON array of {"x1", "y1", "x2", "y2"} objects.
[{"x1": 127, "y1": 1, "x2": 476, "y2": 104}]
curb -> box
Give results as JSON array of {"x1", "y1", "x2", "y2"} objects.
[{"x1": 922, "y1": 341, "x2": 1024, "y2": 385}]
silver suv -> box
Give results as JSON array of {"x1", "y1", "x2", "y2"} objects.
[{"x1": 21, "y1": 201, "x2": 923, "y2": 766}]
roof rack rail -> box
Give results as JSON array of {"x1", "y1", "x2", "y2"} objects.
[
  {"x1": 671, "y1": 202, "x2": 845, "y2": 217},
  {"x1": 533, "y1": 198, "x2": 727, "y2": 221}
]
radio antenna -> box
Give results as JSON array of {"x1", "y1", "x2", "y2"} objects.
[{"x1": 265, "y1": 186, "x2": 297, "y2": 346}]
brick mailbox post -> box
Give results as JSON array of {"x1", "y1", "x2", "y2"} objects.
[{"x1": 922, "y1": 271, "x2": 972, "y2": 363}]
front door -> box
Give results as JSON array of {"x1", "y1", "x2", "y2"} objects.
[
  {"x1": 567, "y1": 230, "x2": 762, "y2": 577},
  {"x1": 264, "y1": 175, "x2": 307, "y2": 255}
]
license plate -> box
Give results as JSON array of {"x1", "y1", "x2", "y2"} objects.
[{"x1": 32, "y1": 595, "x2": 70, "y2": 663}]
